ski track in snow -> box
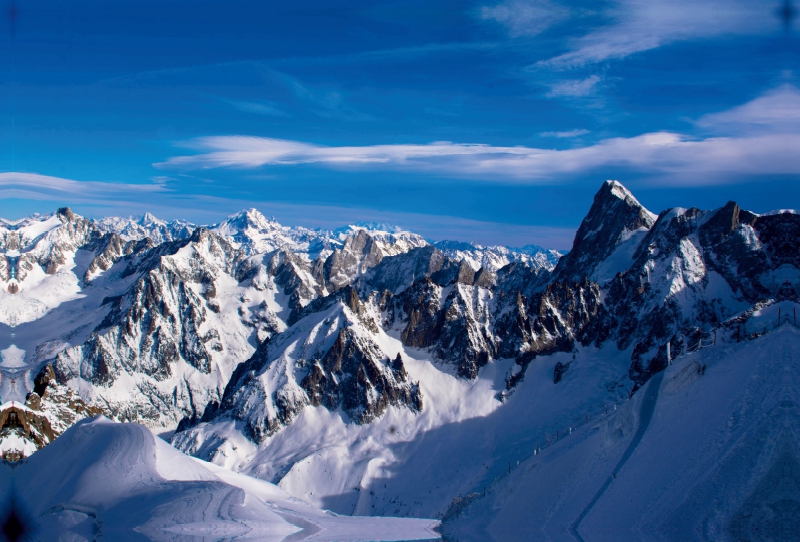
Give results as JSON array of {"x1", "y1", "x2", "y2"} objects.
[
  {"x1": 442, "y1": 327, "x2": 800, "y2": 541},
  {"x1": 569, "y1": 370, "x2": 664, "y2": 540}
]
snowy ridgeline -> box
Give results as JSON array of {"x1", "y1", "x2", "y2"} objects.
[
  {"x1": 91, "y1": 209, "x2": 563, "y2": 271},
  {"x1": 0, "y1": 180, "x2": 797, "y2": 539}
]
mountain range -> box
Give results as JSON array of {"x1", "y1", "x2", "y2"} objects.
[{"x1": 0, "y1": 180, "x2": 797, "y2": 540}]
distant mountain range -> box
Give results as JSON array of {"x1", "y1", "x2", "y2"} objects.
[{"x1": 0, "y1": 180, "x2": 797, "y2": 535}]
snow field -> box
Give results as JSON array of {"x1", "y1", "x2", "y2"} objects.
[
  {"x1": 0, "y1": 416, "x2": 440, "y2": 541},
  {"x1": 444, "y1": 327, "x2": 800, "y2": 541}
]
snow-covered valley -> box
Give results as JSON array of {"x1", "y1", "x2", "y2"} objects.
[{"x1": 0, "y1": 180, "x2": 797, "y2": 540}]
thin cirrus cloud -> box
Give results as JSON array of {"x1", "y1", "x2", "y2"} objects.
[
  {"x1": 0, "y1": 172, "x2": 167, "y2": 202},
  {"x1": 540, "y1": 129, "x2": 590, "y2": 138},
  {"x1": 536, "y1": 0, "x2": 774, "y2": 68},
  {"x1": 156, "y1": 132, "x2": 800, "y2": 184},
  {"x1": 545, "y1": 75, "x2": 601, "y2": 97},
  {"x1": 481, "y1": 0, "x2": 569, "y2": 37},
  {"x1": 696, "y1": 85, "x2": 800, "y2": 134},
  {"x1": 157, "y1": 86, "x2": 800, "y2": 184},
  {"x1": 222, "y1": 98, "x2": 290, "y2": 117}
]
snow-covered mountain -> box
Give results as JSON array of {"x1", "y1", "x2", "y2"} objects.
[
  {"x1": 168, "y1": 180, "x2": 800, "y2": 520},
  {"x1": 0, "y1": 206, "x2": 551, "y2": 440},
  {"x1": 435, "y1": 240, "x2": 563, "y2": 273},
  {"x1": 94, "y1": 212, "x2": 196, "y2": 244},
  {"x1": 0, "y1": 180, "x2": 797, "y2": 537}
]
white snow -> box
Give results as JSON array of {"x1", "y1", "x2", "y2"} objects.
[
  {"x1": 1, "y1": 198, "x2": 799, "y2": 540},
  {"x1": 0, "y1": 345, "x2": 26, "y2": 368},
  {"x1": 0, "y1": 417, "x2": 439, "y2": 541},
  {"x1": 443, "y1": 327, "x2": 800, "y2": 541},
  {"x1": 606, "y1": 180, "x2": 658, "y2": 222},
  {"x1": 0, "y1": 251, "x2": 86, "y2": 326},
  {"x1": 591, "y1": 227, "x2": 648, "y2": 284}
]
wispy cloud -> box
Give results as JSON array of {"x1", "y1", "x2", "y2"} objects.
[
  {"x1": 157, "y1": 132, "x2": 800, "y2": 183},
  {"x1": 157, "y1": 86, "x2": 800, "y2": 185},
  {"x1": 0, "y1": 172, "x2": 167, "y2": 202},
  {"x1": 545, "y1": 75, "x2": 601, "y2": 97},
  {"x1": 481, "y1": 0, "x2": 569, "y2": 37},
  {"x1": 538, "y1": 0, "x2": 773, "y2": 68},
  {"x1": 696, "y1": 84, "x2": 800, "y2": 134},
  {"x1": 540, "y1": 129, "x2": 590, "y2": 138},
  {"x1": 267, "y1": 70, "x2": 375, "y2": 122},
  {"x1": 222, "y1": 98, "x2": 290, "y2": 117}
]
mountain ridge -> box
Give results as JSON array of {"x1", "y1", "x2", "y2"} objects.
[{"x1": 0, "y1": 180, "x2": 796, "y2": 524}]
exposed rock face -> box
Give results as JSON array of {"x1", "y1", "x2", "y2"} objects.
[
  {"x1": 0, "y1": 365, "x2": 107, "y2": 459},
  {"x1": 27, "y1": 365, "x2": 108, "y2": 435},
  {"x1": 16, "y1": 208, "x2": 101, "y2": 281},
  {"x1": 553, "y1": 180, "x2": 657, "y2": 283},
  {"x1": 301, "y1": 329, "x2": 422, "y2": 424},
  {"x1": 176, "y1": 287, "x2": 422, "y2": 445},
  {"x1": 395, "y1": 276, "x2": 495, "y2": 379},
  {"x1": 84, "y1": 234, "x2": 155, "y2": 283},
  {"x1": 323, "y1": 230, "x2": 386, "y2": 292},
  {"x1": 0, "y1": 208, "x2": 437, "y2": 436},
  {"x1": 183, "y1": 181, "x2": 799, "y2": 446},
  {"x1": 53, "y1": 229, "x2": 256, "y2": 426}
]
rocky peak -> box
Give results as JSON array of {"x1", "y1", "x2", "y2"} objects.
[
  {"x1": 364, "y1": 245, "x2": 449, "y2": 295},
  {"x1": 698, "y1": 201, "x2": 757, "y2": 247},
  {"x1": 754, "y1": 211, "x2": 800, "y2": 269},
  {"x1": 0, "y1": 364, "x2": 108, "y2": 459},
  {"x1": 323, "y1": 229, "x2": 384, "y2": 292},
  {"x1": 225, "y1": 208, "x2": 274, "y2": 230},
  {"x1": 554, "y1": 180, "x2": 656, "y2": 282},
  {"x1": 56, "y1": 207, "x2": 76, "y2": 222}
]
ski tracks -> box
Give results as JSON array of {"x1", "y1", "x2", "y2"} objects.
[{"x1": 570, "y1": 370, "x2": 665, "y2": 541}]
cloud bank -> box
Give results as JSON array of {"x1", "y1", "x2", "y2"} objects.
[{"x1": 158, "y1": 86, "x2": 800, "y2": 184}]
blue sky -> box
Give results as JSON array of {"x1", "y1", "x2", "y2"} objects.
[{"x1": 0, "y1": 0, "x2": 798, "y2": 248}]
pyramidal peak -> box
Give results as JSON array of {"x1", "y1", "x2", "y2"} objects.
[
  {"x1": 138, "y1": 211, "x2": 163, "y2": 225},
  {"x1": 554, "y1": 180, "x2": 657, "y2": 282},
  {"x1": 604, "y1": 180, "x2": 657, "y2": 221}
]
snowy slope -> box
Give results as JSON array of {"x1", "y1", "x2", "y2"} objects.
[
  {"x1": 170, "y1": 180, "x2": 800, "y2": 522},
  {"x1": 1, "y1": 417, "x2": 439, "y2": 541},
  {"x1": 442, "y1": 324, "x2": 800, "y2": 541},
  {"x1": 174, "y1": 339, "x2": 634, "y2": 518}
]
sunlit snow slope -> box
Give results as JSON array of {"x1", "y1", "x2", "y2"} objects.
[{"x1": 0, "y1": 417, "x2": 439, "y2": 542}]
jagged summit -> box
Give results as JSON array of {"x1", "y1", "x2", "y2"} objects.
[
  {"x1": 554, "y1": 180, "x2": 657, "y2": 282},
  {"x1": 336, "y1": 221, "x2": 407, "y2": 234},
  {"x1": 217, "y1": 207, "x2": 276, "y2": 228}
]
